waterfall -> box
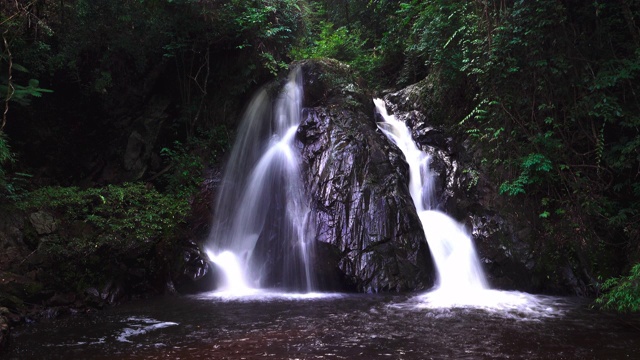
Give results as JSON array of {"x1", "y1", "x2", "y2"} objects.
[
  {"x1": 206, "y1": 67, "x2": 315, "y2": 293},
  {"x1": 374, "y1": 98, "x2": 491, "y2": 303}
]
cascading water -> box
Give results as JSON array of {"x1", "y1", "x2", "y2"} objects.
[
  {"x1": 205, "y1": 68, "x2": 315, "y2": 294},
  {"x1": 374, "y1": 98, "x2": 488, "y2": 293},
  {"x1": 374, "y1": 98, "x2": 543, "y2": 310}
]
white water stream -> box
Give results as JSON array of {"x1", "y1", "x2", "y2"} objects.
[
  {"x1": 205, "y1": 68, "x2": 314, "y2": 293},
  {"x1": 374, "y1": 98, "x2": 548, "y2": 312}
]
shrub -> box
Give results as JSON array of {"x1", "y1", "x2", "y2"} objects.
[
  {"x1": 21, "y1": 183, "x2": 189, "y2": 246},
  {"x1": 596, "y1": 263, "x2": 640, "y2": 313},
  {"x1": 292, "y1": 21, "x2": 365, "y2": 62},
  {"x1": 159, "y1": 125, "x2": 230, "y2": 198}
]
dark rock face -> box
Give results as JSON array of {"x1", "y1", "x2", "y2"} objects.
[
  {"x1": 295, "y1": 60, "x2": 435, "y2": 292},
  {"x1": 172, "y1": 169, "x2": 220, "y2": 294},
  {"x1": 0, "y1": 212, "x2": 30, "y2": 272},
  {"x1": 172, "y1": 239, "x2": 214, "y2": 294},
  {"x1": 470, "y1": 212, "x2": 537, "y2": 291},
  {"x1": 121, "y1": 97, "x2": 170, "y2": 181}
]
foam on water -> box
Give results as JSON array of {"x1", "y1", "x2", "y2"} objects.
[
  {"x1": 412, "y1": 290, "x2": 565, "y2": 318},
  {"x1": 194, "y1": 290, "x2": 344, "y2": 302},
  {"x1": 116, "y1": 317, "x2": 179, "y2": 343}
]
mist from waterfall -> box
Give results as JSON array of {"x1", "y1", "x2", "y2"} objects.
[
  {"x1": 205, "y1": 67, "x2": 315, "y2": 294},
  {"x1": 374, "y1": 98, "x2": 545, "y2": 311}
]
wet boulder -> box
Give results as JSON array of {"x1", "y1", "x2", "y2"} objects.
[
  {"x1": 172, "y1": 239, "x2": 214, "y2": 294},
  {"x1": 296, "y1": 60, "x2": 435, "y2": 292}
]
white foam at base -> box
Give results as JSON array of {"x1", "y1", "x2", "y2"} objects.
[
  {"x1": 205, "y1": 249, "x2": 257, "y2": 295},
  {"x1": 194, "y1": 290, "x2": 344, "y2": 302},
  {"x1": 407, "y1": 289, "x2": 566, "y2": 320}
]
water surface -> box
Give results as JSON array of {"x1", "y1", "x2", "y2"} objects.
[{"x1": 5, "y1": 292, "x2": 640, "y2": 359}]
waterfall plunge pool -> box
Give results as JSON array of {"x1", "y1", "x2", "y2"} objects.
[{"x1": 5, "y1": 293, "x2": 640, "y2": 359}]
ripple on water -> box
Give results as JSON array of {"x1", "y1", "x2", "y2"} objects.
[{"x1": 6, "y1": 293, "x2": 639, "y2": 360}]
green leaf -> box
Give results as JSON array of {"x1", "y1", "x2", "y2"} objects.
[{"x1": 12, "y1": 63, "x2": 29, "y2": 73}]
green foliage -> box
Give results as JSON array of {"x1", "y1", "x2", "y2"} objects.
[
  {"x1": 596, "y1": 263, "x2": 640, "y2": 313},
  {"x1": 160, "y1": 141, "x2": 205, "y2": 198},
  {"x1": 380, "y1": 0, "x2": 479, "y2": 86},
  {"x1": 0, "y1": 72, "x2": 53, "y2": 106},
  {"x1": 462, "y1": 168, "x2": 479, "y2": 191},
  {"x1": 220, "y1": 0, "x2": 309, "y2": 76},
  {"x1": 0, "y1": 0, "x2": 314, "y2": 184},
  {"x1": 160, "y1": 125, "x2": 230, "y2": 197},
  {"x1": 292, "y1": 22, "x2": 365, "y2": 61},
  {"x1": 291, "y1": 16, "x2": 388, "y2": 85},
  {"x1": 289, "y1": 1, "x2": 398, "y2": 88},
  {"x1": 0, "y1": 132, "x2": 12, "y2": 163},
  {"x1": 21, "y1": 183, "x2": 189, "y2": 246},
  {"x1": 499, "y1": 153, "x2": 553, "y2": 196},
  {"x1": 1, "y1": 5, "x2": 54, "y2": 115},
  {"x1": 231, "y1": 0, "x2": 300, "y2": 43}
]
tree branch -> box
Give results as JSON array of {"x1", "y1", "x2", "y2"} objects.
[{"x1": 2, "y1": 29, "x2": 14, "y2": 132}]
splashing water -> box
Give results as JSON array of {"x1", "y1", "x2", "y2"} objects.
[
  {"x1": 374, "y1": 98, "x2": 552, "y2": 313},
  {"x1": 206, "y1": 67, "x2": 315, "y2": 294},
  {"x1": 204, "y1": 250, "x2": 257, "y2": 296}
]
